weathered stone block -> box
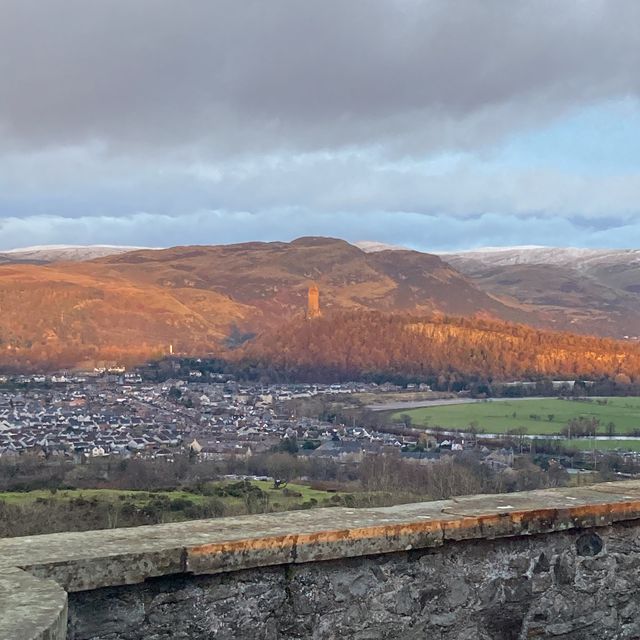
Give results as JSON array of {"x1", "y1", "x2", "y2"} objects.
[{"x1": 6, "y1": 481, "x2": 640, "y2": 639}]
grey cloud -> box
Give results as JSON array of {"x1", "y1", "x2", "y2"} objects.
[{"x1": 1, "y1": 0, "x2": 640, "y2": 155}]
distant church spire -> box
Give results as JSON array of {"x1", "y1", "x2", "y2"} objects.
[{"x1": 307, "y1": 283, "x2": 321, "y2": 319}]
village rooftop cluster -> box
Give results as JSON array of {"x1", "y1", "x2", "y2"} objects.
[{"x1": 0, "y1": 371, "x2": 439, "y2": 463}]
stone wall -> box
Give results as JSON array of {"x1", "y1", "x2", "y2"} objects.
[
  {"x1": 4, "y1": 481, "x2": 640, "y2": 639},
  {"x1": 67, "y1": 524, "x2": 640, "y2": 640}
]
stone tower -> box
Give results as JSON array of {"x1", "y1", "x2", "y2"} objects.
[{"x1": 307, "y1": 283, "x2": 321, "y2": 319}]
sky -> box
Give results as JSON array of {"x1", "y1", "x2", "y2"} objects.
[{"x1": 1, "y1": 0, "x2": 640, "y2": 252}]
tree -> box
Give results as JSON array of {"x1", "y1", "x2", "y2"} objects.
[
  {"x1": 509, "y1": 426, "x2": 527, "y2": 453},
  {"x1": 614, "y1": 373, "x2": 632, "y2": 386},
  {"x1": 279, "y1": 437, "x2": 299, "y2": 455},
  {"x1": 547, "y1": 459, "x2": 569, "y2": 487},
  {"x1": 267, "y1": 453, "x2": 299, "y2": 489}
]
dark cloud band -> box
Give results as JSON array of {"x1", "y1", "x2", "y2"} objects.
[{"x1": 1, "y1": 0, "x2": 639, "y2": 154}]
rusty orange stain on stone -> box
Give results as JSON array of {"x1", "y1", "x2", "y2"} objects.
[
  {"x1": 189, "y1": 521, "x2": 444, "y2": 558},
  {"x1": 189, "y1": 499, "x2": 640, "y2": 560}
]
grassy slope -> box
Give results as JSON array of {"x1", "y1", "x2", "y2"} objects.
[
  {"x1": 0, "y1": 488, "x2": 203, "y2": 505},
  {"x1": 0, "y1": 481, "x2": 341, "y2": 509},
  {"x1": 395, "y1": 398, "x2": 640, "y2": 435}
]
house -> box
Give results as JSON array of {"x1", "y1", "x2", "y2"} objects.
[{"x1": 309, "y1": 440, "x2": 378, "y2": 462}]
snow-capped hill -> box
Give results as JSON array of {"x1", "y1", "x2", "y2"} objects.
[
  {"x1": 444, "y1": 247, "x2": 640, "y2": 269},
  {"x1": 438, "y1": 245, "x2": 640, "y2": 340},
  {"x1": 0, "y1": 245, "x2": 156, "y2": 263},
  {"x1": 354, "y1": 240, "x2": 407, "y2": 252}
]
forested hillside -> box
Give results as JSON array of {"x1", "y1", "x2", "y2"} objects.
[{"x1": 238, "y1": 311, "x2": 640, "y2": 383}]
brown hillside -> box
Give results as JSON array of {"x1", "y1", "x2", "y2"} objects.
[
  {"x1": 0, "y1": 264, "x2": 250, "y2": 371},
  {"x1": 446, "y1": 249, "x2": 640, "y2": 339},
  {"x1": 0, "y1": 237, "x2": 546, "y2": 370},
  {"x1": 92, "y1": 237, "x2": 538, "y2": 322}
]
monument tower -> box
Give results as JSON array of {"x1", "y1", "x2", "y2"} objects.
[{"x1": 307, "y1": 283, "x2": 321, "y2": 319}]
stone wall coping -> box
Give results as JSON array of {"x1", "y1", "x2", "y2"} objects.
[
  {"x1": 0, "y1": 567, "x2": 67, "y2": 640},
  {"x1": 3, "y1": 480, "x2": 640, "y2": 638}
]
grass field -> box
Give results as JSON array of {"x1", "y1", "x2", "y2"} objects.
[
  {"x1": 394, "y1": 397, "x2": 640, "y2": 436},
  {"x1": 0, "y1": 487, "x2": 200, "y2": 505},
  {"x1": 0, "y1": 480, "x2": 352, "y2": 537},
  {"x1": 0, "y1": 481, "x2": 341, "y2": 509}
]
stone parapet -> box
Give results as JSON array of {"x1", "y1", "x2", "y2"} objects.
[
  {"x1": 3, "y1": 480, "x2": 640, "y2": 638},
  {"x1": 0, "y1": 567, "x2": 67, "y2": 640}
]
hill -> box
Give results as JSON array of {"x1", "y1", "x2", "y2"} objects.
[
  {"x1": 0, "y1": 263, "x2": 250, "y2": 370},
  {"x1": 444, "y1": 247, "x2": 640, "y2": 339},
  {"x1": 94, "y1": 237, "x2": 530, "y2": 320},
  {"x1": 3, "y1": 237, "x2": 640, "y2": 373},
  {"x1": 237, "y1": 311, "x2": 640, "y2": 384},
  {"x1": 0, "y1": 245, "x2": 146, "y2": 264},
  {"x1": 0, "y1": 237, "x2": 537, "y2": 370}
]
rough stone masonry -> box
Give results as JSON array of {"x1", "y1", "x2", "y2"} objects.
[{"x1": 4, "y1": 481, "x2": 640, "y2": 639}]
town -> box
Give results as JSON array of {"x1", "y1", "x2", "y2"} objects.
[
  {"x1": 2, "y1": 363, "x2": 635, "y2": 479},
  {"x1": 0, "y1": 368, "x2": 423, "y2": 463}
]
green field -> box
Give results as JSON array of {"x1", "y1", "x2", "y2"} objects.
[
  {"x1": 0, "y1": 481, "x2": 339, "y2": 509},
  {"x1": 0, "y1": 480, "x2": 351, "y2": 537},
  {"x1": 395, "y1": 397, "x2": 640, "y2": 436},
  {"x1": 0, "y1": 487, "x2": 199, "y2": 505}
]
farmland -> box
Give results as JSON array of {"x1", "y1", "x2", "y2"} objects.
[{"x1": 393, "y1": 397, "x2": 640, "y2": 436}]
